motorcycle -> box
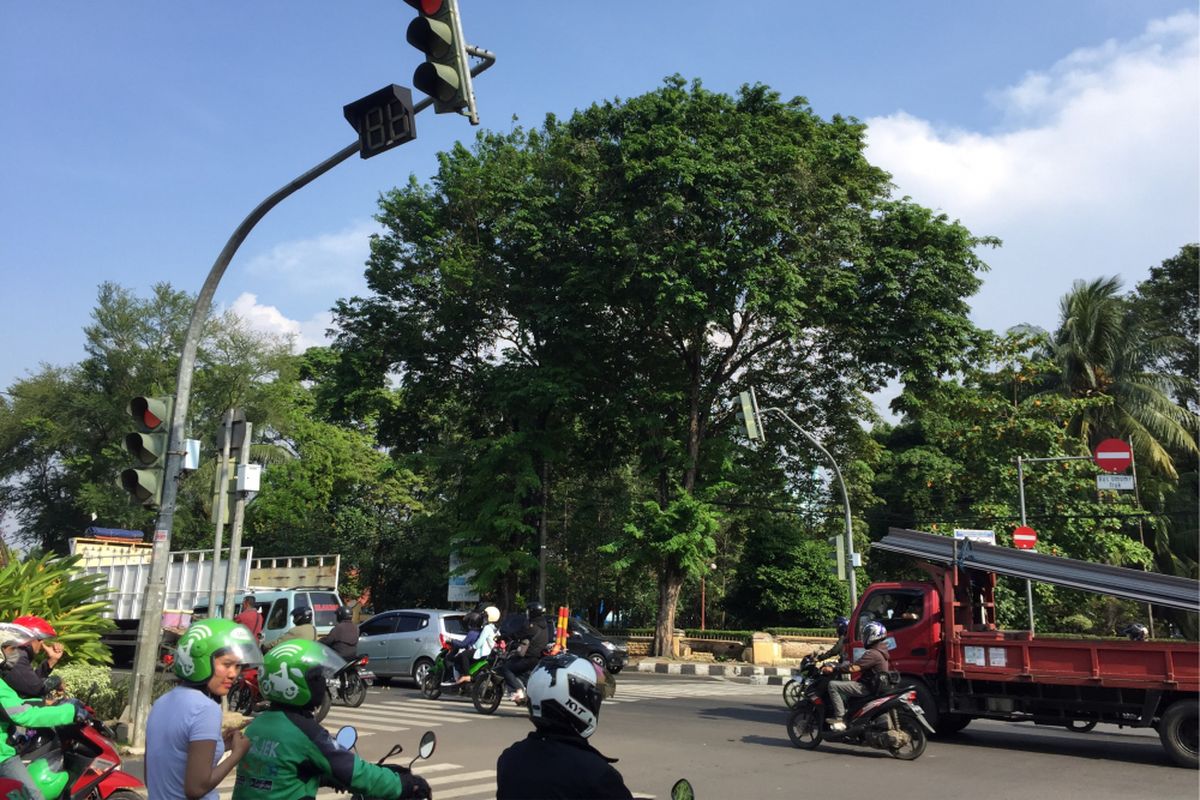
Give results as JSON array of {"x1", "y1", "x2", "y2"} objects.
[
  {"x1": 420, "y1": 636, "x2": 491, "y2": 703},
  {"x1": 469, "y1": 640, "x2": 513, "y2": 715},
  {"x1": 15, "y1": 709, "x2": 145, "y2": 799},
  {"x1": 229, "y1": 666, "x2": 332, "y2": 723},
  {"x1": 782, "y1": 653, "x2": 836, "y2": 708},
  {"x1": 328, "y1": 654, "x2": 373, "y2": 708},
  {"x1": 786, "y1": 668, "x2": 934, "y2": 760},
  {"x1": 332, "y1": 726, "x2": 436, "y2": 800}
]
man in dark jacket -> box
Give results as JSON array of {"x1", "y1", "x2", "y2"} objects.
[
  {"x1": 2, "y1": 616, "x2": 63, "y2": 699},
  {"x1": 499, "y1": 602, "x2": 552, "y2": 703},
  {"x1": 497, "y1": 654, "x2": 632, "y2": 799},
  {"x1": 822, "y1": 620, "x2": 890, "y2": 731},
  {"x1": 319, "y1": 607, "x2": 359, "y2": 660}
]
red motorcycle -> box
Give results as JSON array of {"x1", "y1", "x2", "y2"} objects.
[{"x1": 16, "y1": 714, "x2": 145, "y2": 799}]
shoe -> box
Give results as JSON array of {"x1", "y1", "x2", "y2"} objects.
[
  {"x1": 512, "y1": 689, "x2": 526, "y2": 704},
  {"x1": 828, "y1": 719, "x2": 846, "y2": 732}
]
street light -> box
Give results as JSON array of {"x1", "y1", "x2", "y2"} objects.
[{"x1": 736, "y1": 392, "x2": 858, "y2": 612}]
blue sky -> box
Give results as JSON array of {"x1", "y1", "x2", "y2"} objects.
[{"x1": 2, "y1": 2, "x2": 1197, "y2": 393}]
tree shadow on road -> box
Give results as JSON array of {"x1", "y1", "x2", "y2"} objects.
[{"x1": 695, "y1": 704, "x2": 786, "y2": 726}]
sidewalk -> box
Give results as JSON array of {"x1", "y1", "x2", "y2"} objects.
[{"x1": 630, "y1": 658, "x2": 794, "y2": 685}]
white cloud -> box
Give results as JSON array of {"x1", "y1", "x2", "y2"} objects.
[
  {"x1": 864, "y1": 12, "x2": 1199, "y2": 333},
  {"x1": 244, "y1": 220, "x2": 378, "y2": 297},
  {"x1": 227, "y1": 292, "x2": 336, "y2": 353}
]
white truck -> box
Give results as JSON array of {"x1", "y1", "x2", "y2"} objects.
[{"x1": 68, "y1": 537, "x2": 340, "y2": 663}]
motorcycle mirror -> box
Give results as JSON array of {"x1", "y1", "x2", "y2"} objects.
[
  {"x1": 418, "y1": 730, "x2": 436, "y2": 759},
  {"x1": 334, "y1": 726, "x2": 358, "y2": 751},
  {"x1": 670, "y1": 778, "x2": 695, "y2": 800}
]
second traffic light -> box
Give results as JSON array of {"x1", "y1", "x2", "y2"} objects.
[
  {"x1": 405, "y1": 0, "x2": 478, "y2": 123},
  {"x1": 119, "y1": 396, "x2": 173, "y2": 508}
]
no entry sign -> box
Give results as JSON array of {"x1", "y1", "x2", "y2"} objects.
[
  {"x1": 1013, "y1": 525, "x2": 1038, "y2": 550},
  {"x1": 1093, "y1": 438, "x2": 1133, "y2": 473}
]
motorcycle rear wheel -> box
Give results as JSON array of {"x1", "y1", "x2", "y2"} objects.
[
  {"x1": 889, "y1": 712, "x2": 927, "y2": 760},
  {"x1": 786, "y1": 704, "x2": 824, "y2": 749},
  {"x1": 782, "y1": 680, "x2": 802, "y2": 708},
  {"x1": 472, "y1": 675, "x2": 504, "y2": 715},
  {"x1": 421, "y1": 662, "x2": 444, "y2": 700},
  {"x1": 314, "y1": 690, "x2": 332, "y2": 723},
  {"x1": 341, "y1": 672, "x2": 368, "y2": 708}
]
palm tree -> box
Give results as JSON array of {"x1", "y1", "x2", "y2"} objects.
[{"x1": 1047, "y1": 277, "x2": 1197, "y2": 479}]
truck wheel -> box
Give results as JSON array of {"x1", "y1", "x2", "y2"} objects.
[
  {"x1": 1066, "y1": 720, "x2": 1097, "y2": 733},
  {"x1": 935, "y1": 714, "x2": 972, "y2": 735},
  {"x1": 1159, "y1": 699, "x2": 1199, "y2": 769}
]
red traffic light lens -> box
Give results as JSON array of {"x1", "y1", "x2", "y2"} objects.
[{"x1": 419, "y1": 0, "x2": 442, "y2": 12}]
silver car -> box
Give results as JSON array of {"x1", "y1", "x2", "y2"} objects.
[{"x1": 357, "y1": 608, "x2": 466, "y2": 686}]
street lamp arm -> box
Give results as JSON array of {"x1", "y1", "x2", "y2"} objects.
[{"x1": 759, "y1": 406, "x2": 859, "y2": 612}]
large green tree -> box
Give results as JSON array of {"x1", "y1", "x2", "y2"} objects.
[{"x1": 335, "y1": 77, "x2": 992, "y2": 652}]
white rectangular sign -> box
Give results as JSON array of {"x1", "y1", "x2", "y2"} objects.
[
  {"x1": 448, "y1": 552, "x2": 479, "y2": 602},
  {"x1": 1096, "y1": 474, "x2": 1134, "y2": 491},
  {"x1": 954, "y1": 529, "x2": 996, "y2": 545}
]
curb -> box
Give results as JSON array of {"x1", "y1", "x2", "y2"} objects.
[{"x1": 632, "y1": 660, "x2": 795, "y2": 679}]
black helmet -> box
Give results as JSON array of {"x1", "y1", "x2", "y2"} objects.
[
  {"x1": 527, "y1": 602, "x2": 547, "y2": 619},
  {"x1": 335, "y1": 606, "x2": 353, "y2": 622},
  {"x1": 527, "y1": 653, "x2": 606, "y2": 738},
  {"x1": 1121, "y1": 623, "x2": 1148, "y2": 641},
  {"x1": 291, "y1": 606, "x2": 313, "y2": 626},
  {"x1": 834, "y1": 616, "x2": 850, "y2": 637}
]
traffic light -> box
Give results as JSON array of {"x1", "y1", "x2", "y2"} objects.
[
  {"x1": 828, "y1": 535, "x2": 847, "y2": 580},
  {"x1": 405, "y1": 0, "x2": 478, "y2": 123},
  {"x1": 119, "y1": 396, "x2": 173, "y2": 508}
]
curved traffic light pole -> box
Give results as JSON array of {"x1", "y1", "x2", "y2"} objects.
[{"x1": 127, "y1": 51, "x2": 496, "y2": 748}]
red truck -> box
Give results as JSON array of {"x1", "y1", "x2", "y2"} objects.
[{"x1": 848, "y1": 529, "x2": 1199, "y2": 768}]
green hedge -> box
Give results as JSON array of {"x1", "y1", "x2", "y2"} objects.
[
  {"x1": 56, "y1": 663, "x2": 175, "y2": 722},
  {"x1": 766, "y1": 628, "x2": 837, "y2": 637}
]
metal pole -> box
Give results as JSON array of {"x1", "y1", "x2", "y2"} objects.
[
  {"x1": 700, "y1": 574, "x2": 706, "y2": 631},
  {"x1": 1017, "y1": 457, "x2": 1035, "y2": 633},
  {"x1": 761, "y1": 408, "x2": 858, "y2": 612},
  {"x1": 222, "y1": 422, "x2": 253, "y2": 619},
  {"x1": 1127, "y1": 439, "x2": 1154, "y2": 638},
  {"x1": 207, "y1": 410, "x2": 234, "y2": 617},
  {"x1": 125, "y1": 54, "x2": 501, "y2": 746}
]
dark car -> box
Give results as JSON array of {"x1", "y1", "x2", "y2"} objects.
[{"x1": 566, "y1": 616, "x2": 627, "y2": 673}]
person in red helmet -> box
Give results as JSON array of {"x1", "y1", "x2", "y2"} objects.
[{"x1": 2, "y1": 617, "x2": 63, "y2": 699}]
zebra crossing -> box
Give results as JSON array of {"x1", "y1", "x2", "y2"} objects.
[{"x1": 213, "y1": 680, "x2": 768, "y2": 798}]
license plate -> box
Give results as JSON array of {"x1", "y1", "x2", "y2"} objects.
[{"x1": 358, "y1": 670, "x2": 376, "y2": 684}]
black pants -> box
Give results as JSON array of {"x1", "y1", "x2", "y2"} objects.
[
  {"x1": 455, "y1": 648, "x2": 475, "y2": 678},
  {"x1": 500, "y1": 655, "x2": 539, "y2": 692}
]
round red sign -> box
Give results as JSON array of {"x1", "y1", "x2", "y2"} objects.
[
  {"x1": 1012, "y1": 525, "x2": 1038, "y2": 550},
  {"x1": 1093, "y1": 438, "x2": 1133, "y2": 474}
]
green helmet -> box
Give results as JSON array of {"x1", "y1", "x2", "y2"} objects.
[
  {"x1": 260, "y1": 640, "x2": 346, "y2": 708},
  {"x1": 173, "y1": 618, "x2": 263, "y2": 684}
]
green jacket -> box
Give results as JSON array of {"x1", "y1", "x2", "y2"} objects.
[
  {"x1": 233, "y1": 708, "x2": 407, "y2": 800},
  {"x1": 0, "y1": 674, "x2": 75, "y2": 761}
]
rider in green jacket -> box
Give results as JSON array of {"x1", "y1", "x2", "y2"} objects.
[
  {"x1": 0, "y1": 623, "x2": 86, "y2": 799},
  {"x1": 233, "y1": 640, "x2": 431, "y2": 800}
]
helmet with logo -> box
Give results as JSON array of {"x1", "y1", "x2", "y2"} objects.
[
  {"x1": 173, "y1": 618, "x2": 263, "y2": 684},
  {"x1": 335, "y1": 606, "x2": 353, "y2": 622},
  {"x1": 259, "y1": 640, "x2": 346, "y2": 709},
  {"x1": 834, "y1": 616, "x2": 850, "y2": 637},
  {"x1": 12, "y1": 616, "x2": 56, "y2": 640},
  {"x1": 291, "y1": 606, "x2": 313, "y2": 626},
  {"x1": 863, "y1": 621, "x2": 888, "y2": 647},
  {"x1": 527, "y1": 653, "x2": 607, "y2": 738},
  {"x1": 484, "y1": 605, "x2": 501, "y2": 624}
]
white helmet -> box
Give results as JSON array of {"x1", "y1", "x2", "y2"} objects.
[
  {"x1": 484, "y1": 605, "x2": 500, "y2": 624},
  {"x1": 0, "y1": 623, "x2": 36, "y2": 650},
  {"x1": 863, "y1": 621, "x2": 888, "y2": 647},
  {"x1": 527, "y1": 654, "x2": 606, "y2": 738}
]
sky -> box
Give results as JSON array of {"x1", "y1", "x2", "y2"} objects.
[{"x1": 2, "y1": 2, "x2": 1197, "y2": 395}]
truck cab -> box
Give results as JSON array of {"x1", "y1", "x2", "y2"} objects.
[{"x1": 848, "y1": 581, "x2": 943, "y2": 680}]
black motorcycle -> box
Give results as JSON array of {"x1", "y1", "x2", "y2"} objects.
[
  {"x1": 329, "y1": 654, "x2": 372, "y2": 708},
  {"x1": 786, "y1": 666, "x2": 934, "y2": 760}
]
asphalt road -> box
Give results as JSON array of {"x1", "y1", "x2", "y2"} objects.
[{"x1": 123, "y1": 673, "x2": 1196, "y2": 799}]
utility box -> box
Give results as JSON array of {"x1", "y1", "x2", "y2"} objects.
[{"x1": 237, "y1": 464, "x2": 262, "y2": 493}]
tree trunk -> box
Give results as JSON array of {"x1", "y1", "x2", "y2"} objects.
[{"x1": 653, "y1": 565, "x2": 684, "y2": 656}]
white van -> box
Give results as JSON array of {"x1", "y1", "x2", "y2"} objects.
[{"x1": 194, "y1": 587, "x2": 344, "y2": 646}]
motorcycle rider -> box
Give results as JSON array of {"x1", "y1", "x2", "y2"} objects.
[
  {"x1": 1121, "y1": 622, "x2": 1149, "y2": 641},
  {"x1": 233, "y1": 640, "x2": 431, "y2": 800},
  {"x1": 266, "y1": 607, "x2": 317, "y2": 650},
  {"x1": 0, "y1": 623, "x2": 86, "y2": 800},
  {"x1": 813, "y1": 616, "x2": 850, "y2": 662},
  {"x1": 499, "y1": 602, "x2": 553, "y2": 704},
  {"x1": 451, "y1": 607, "x2": 485, "y2": 684},
  {"x1": 2, "y1": 616, "x2": 64, "y2": 698},
  {"x1": 145, "y1": 618, "x2": 263, "y2": 800},
  {"x1": 320, "y1": 606, "x2": 359, "y2": 660},
  {"x1": 496, "y1": 653, "x2": 632, "y2": 799},
  {"x1": 821, "y1": 620, "x2": 890, "y2": 732}
]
